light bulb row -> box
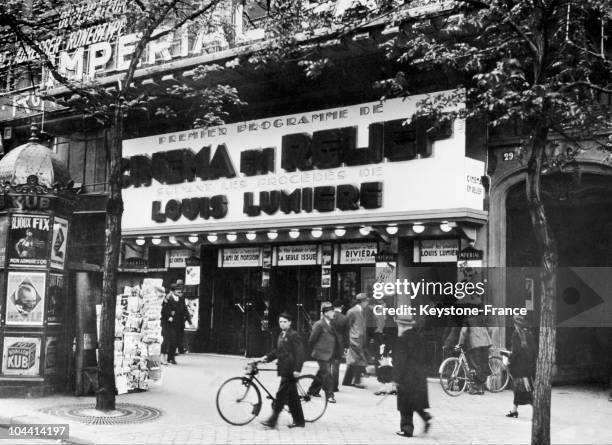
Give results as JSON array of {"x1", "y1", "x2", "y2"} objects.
[{"x1": 133, "y1": 222, "x2": 456, "y2": 246}]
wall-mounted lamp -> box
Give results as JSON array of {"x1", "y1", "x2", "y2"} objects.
[
  {"x1": 246, "y1": 232, "x2": 257, "y2": 241},
  {"x1": 334, "y1": 227, "x2": 346, "y2": 237},
  {"x1": 359, "y1": 226, "x2": 372, "y2": 236},
  {"x1": 412, "y1": 223, "x2": 425, "y2": 234},
  {"x1": 289, "y1": 229, "x2": 300, "y2": 239},
  {"x1": 311, "y1": 228, "x2": 323, "y2": 238},
  {"x1": 168, "y1": 235, "x2": 179, "y2": 245},
  {"x1": 385, "y1": 224, "x2": 399, "y2": 235},
  {"x1": 151, "y1": 237, "x2": 161, "y2": 245},
  {"x1": 135, "y1": 237, "x2": 146, "y2": 246},
  {"x1": 226, "y1": 233, "x2": 237, "y2": 242},
  {"x1": 188, "y1": 234, "x2": 199, "y2": 243},
  {"x1": 207, "y1": 234, "x2": 218, "y2": 243},
  {"x1": 267, "y1": 230, "x2": 278, "y2": 240},
  {"x1": 440, "y1": 221, "x2": 454, "y2": 232}
]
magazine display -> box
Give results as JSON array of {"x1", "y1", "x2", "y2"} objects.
[{"x1": 114, "y1": 280, "x2": 164, "y2": 393}]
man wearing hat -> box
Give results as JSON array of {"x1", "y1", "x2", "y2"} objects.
[
  {"x1": 342, "y1": 293, "x2": 369, "y2": 388},
  {"x1": 307, "y1": 302, "x2": 337, "y2": 403},
  {"x1": 161, "y1": 280, "x2": 187, "y2": 364},
  {"x1": 172, "y1": 280, "x2": 192, "y2": 354}
]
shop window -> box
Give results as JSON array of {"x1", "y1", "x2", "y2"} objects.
[{"x1": 53, "y1": 130, "x2": 107, "y2": 192}]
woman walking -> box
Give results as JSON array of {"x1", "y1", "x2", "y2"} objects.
[{"x1": 506, "y1": 313, "x2": 536, "y2": 418}]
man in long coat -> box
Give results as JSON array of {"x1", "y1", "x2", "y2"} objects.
[
  {"x1": 331, "y1": 299, "x2": 349, "y2": 392},
  {"x1": 342, "y1": 293, "x2": 368, "y2": 388},
  {"x1": 260, "y1": 312, "x2": 306, "y2": 429},
  {"x1": 393, "y1": 318, "x2": 432, "y2": 437},
  {"x1": 307, "y1": 302, "x2": 337, "y2": 403}
]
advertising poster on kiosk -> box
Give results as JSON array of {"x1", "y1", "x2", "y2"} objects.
[
  {"x1": 50, "y1": 217, "x2": 68, "y2": 269},
  {"x1": 47, "y1": 274, "x2": 64, "y2": 324},
  {"x1": 5, "y1": 271, "x2": 46, "y2": 325},
  {"x1": 1, "y1": 336, "x2": 42, "y2": 377},
  {"x1": 44, "y1": 336, "x2": 58, "y2": 375},
  {"x1": 8, "y1": 214, "x2": 50, "y2": 267}
]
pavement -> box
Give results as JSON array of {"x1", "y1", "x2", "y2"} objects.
[{"x1": 0, "y1": 354, "x2": 610, "y2": 445}]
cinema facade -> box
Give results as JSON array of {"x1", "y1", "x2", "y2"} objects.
[{"x1": 120, "y1": 93, "x2": 488, "y2": 362}]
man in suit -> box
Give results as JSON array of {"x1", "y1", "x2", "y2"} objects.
[
  {"x1": 331, "y1": 299, "x2": 349, "y2": 392},
  {"x1": 161, "y1": 282, "x2": 185, "y2": 365},
  {"x1": 307, "y1": 302, "x2": 337, "y2": 403},
  {"x1": 173, "y1": 279, "x2": 192, "y2": 354},
  {"x1": 259, "y1": 312, "x2": 306, "y2": 429},
  {"x1": 342, "y1": 293, "x2": 369, "y2": 388}
]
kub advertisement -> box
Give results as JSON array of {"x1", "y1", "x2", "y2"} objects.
[
  {"x1": 50, "y1": 217, "x2": 68, "y2": 269},
  {"x1": 2, "y1": 337, "x2": 42, "y2": 377},
  {"x1": 5, "y1": 271, "x2": 46, "y2": 325},
  {"x1": 8, "y1": 214, "x2": 50, "y2": 267}
]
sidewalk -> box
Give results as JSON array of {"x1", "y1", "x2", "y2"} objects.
[{"x1": 0, "y1": 353, "x2": 610, "y2": 444}]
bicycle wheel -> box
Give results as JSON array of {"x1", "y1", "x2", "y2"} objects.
[
  {"x1": 486, "y1": 356, "x2": 510, "y2": 393},
  {"x1": 216, "y1": 377, "x2": 262, "y2": 425},
  {"x1": 439, "y1": 357, "x2": 468, "y2": 396},
  {"x1": 296, "y1": 374, "x2": 327, "y2": 422}
]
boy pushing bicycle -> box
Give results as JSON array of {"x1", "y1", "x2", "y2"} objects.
[{"x1": 257, "y1": 312, "x2": 306, "y2": 429}]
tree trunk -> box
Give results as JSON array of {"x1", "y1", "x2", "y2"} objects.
[
  {"x1": 96, "y1": 105, "x2": 125, "y2": 411},
  {"x1": 526, "y1": 126, "x2": 558, "y2": 445}
]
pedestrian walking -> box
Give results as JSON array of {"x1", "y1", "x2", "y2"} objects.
[
  {"x1": 161, "y1": 282, "x2": 184, "y2": 365},
  {"x1": 342, "y1": 293, "x2": 369, "y2": 388},
  {"x1": 457, "y1": 311, "x2": 492, "y2": 395},
  {"x1": 259, "y1": 312, "x2": 306, "y2": 429},
  {"x1": 331, "y1": 299, "x2": 349, "y2": 392},
  {"x1": 307, "y1": 302, "x2": 337, "y2": 403},
  {"x1": 393, "y1": 318, "x2": 432, "y2": 438},
  {"x1": 506, "y1": 313, "x2": 536, "y2": 417}
]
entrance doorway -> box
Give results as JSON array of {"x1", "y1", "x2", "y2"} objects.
[
  {"x1": 269, "y1": 267, "x2": 321, "y2": 339},
  {"x1": 506, "y1": 173, "x2": 612, "y2": 382},
  {"x1": 210, "y1": 268, "x2": 263, "y2": 355}
]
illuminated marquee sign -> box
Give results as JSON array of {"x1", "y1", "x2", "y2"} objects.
[{"x1": 122, "y1": 92, "x2": 484, "y2": 234}]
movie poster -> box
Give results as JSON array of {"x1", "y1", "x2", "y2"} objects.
[
  {"x1": 44, "y1": 336, "x2": 58, "y2": 375},
  {"x1": 5, "y1": 271, "x2": 46, "y2": 325},
  {"x1": 1, "y1": 336, "x2": 42, "y2": 377},
  {"x1": 50, "y1": 217, "x2": 68, "y2": 270},
  {"x1": 47, "y1": 274, "x2": 64, "y2": 324},
  {"x1": 8, "y1": 214, "x2": 50, "y2": 267}
]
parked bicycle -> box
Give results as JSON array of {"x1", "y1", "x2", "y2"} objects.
[
  {"x1": 439, "y1": 345, "x2": 510, "y2": 396},
  {"x1": 216, "y1": 361, "x2": 327, "y2": 425}
]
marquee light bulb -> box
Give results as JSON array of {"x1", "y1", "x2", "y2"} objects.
[
  {"x1": 188, "y1": 234, "x2": 199, "y2": 243},
  {"x1": 267, "y1": 231, "x2": 278, "y2": 240},
  {"x1": 135, "y1": 237, "x2": 146, "y2": 246},
  {"x1": 359, "y1": 226, "x2": 371, "y2": 236},
  {"x1": 246, "y1": 232, "x2": 257, "y2": 241},
  {"x1": 440, "y1": 222, "x2": 453, "y2": 233},
  {"x1": 289, "y1": 229, "x2": 300, "y2": 239},
  {"x1": 412, "y1": 223, "x2": 425, "y2": 234},
  {"x1": 151, "y1": 237, "x2": 161, "y2": 245},
  {"x1": 311, "y1": 228, "x2": 323, "y2": 238},
  {"x1": 334, "y1": 227, "x2": 346, "y2": 237},
  {"x1": 226, "y1": 233, "x2": 237, "y2": 242},
  {"x1": 207, "y1": 234, "x2": 218, "y2": 242},
  {"x1": 385, "y1": 224, "x2": 399, "y2": 235}
]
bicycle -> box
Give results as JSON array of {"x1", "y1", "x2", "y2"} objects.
[
  {"x1": 216, "y1": 361, "x2": 327, "y2": 426},
  {"x1": 438, "y1": 346, "x2": 510, "y2": 396}
]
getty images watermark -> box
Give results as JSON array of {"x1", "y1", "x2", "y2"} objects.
[
  {"x1": 369, "y1": 266, "x2": 612, "y2": 327},
  {"x1": 371, "y1": 278, "x2": 528, "y2": 319}
]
